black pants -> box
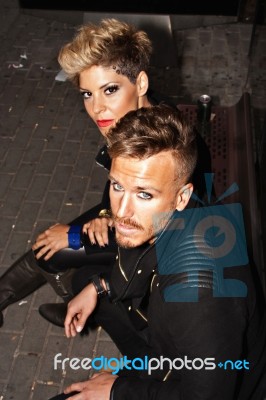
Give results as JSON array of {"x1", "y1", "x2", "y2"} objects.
[{"x1": 48, "y1": 297, "x2": 153, "y2": 400}]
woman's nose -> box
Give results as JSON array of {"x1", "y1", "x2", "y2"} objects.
[{"x1": 92, "y1": 97, "x2": 105, "y2": 114}]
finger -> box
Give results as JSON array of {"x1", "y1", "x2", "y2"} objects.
[
  {"x1": 94, "y1": 232, "x2": 108, "y2": 247},
  {"x1": 91, "y1": 219, "x2": 108, "y2": 246},
  {"x1": 34, "y1": 245, "x2": 49, "y2": 260},
  {"x1": 35, "y1": 232, "x2": 46, "y2": 242},
  {"x1": 87, "y1": 228, "x2": 96, "y2": 245},
  {"x1": 65, "y1": 323, "x2": 73, "y2": 338},
  {"x1": 32, "y1": 237, "x2": 46, "y2": 250},
  {"x1": 93, "y1": 230, "x2": 105, "y2": 247},
  {"x1": 73, "y1": 313, "x2": 87, "y2": 334},
  {"x1": 65, "y1": 312, "x2": 76, "y2": 338},
  {"x1": 32, "y1": 242, "x2": 40, "y2": 251},
  {"x1": 49, "y1": 223, "x2": 59, "y2": 229},
  {"x1": 66, "y1": 321, "x2": 77, "y2": 338},
  {"x1": 82, "y1": 222, "x2": 91, "y2": 234},
  {"x1": 93, "y1": 219, "x2": 109, "y2": 245},
  {"x1": 43, "y1": 248, "x2": 56, "y2": 261},
  {"x1": 69, "y1": 322, "x2": 78, "y2": 338},
  {"x1": 64, "y1": 381, "x2": 86, "y2": 394},
  {"x1": 34, "y1": 249, "x2": 43, "y2": 260},
  {"x1": 89, "y1": 372, "x2": 103, "y2": 379}
]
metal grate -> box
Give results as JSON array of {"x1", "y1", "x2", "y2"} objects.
[
  {"x1": 178, "y1": 105, "x2": 229, "y2": 197},
  {"x1": 179, "y1": 95, "x2": 263, "y2": 276}
]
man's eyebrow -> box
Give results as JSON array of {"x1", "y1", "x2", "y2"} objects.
[
  {"x1": 109, "y1": 174, "x2": 116, "y2": 181},
  {"x1": 136, "y1": 185, "x2": 161, "y2": 194},
  {"x1": 109, "y1": 174, "x2": 161, "y2": 193}
]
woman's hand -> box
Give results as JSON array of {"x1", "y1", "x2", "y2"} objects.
[
  {"x1": 83, "y1": 218, "x2": 114, "y2": 247},
  {"x1": 64, "y1": 283, "x2": 98, "y2": 337},
  {"x1": 32, "y1": 223, "x2": 69, "y2": 260}
]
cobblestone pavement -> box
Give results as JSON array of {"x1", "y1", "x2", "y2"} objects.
[{"x1": 0, "y1": 1, "x2": 265, "y2": 399}]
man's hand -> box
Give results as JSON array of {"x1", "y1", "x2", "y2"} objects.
[
  {"x1": 83, "y1": 218, "x2": 114, "y2": 247},
  {"x1": 63, "y1": 372, "x2": 118, "y2": 400},
  {"x1": 32, "y1": 223, "x2": 69, "y2": 260},
  {"x1": 65, "y1": 283, "x2": 98, "y2": 337}
]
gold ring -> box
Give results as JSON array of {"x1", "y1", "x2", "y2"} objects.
[{"x1": 98, "y1": 209, "x2": 112, "y2": 218}]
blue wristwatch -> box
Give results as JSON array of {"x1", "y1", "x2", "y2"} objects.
[{"x1": 68, "y1": 225, "x2": 82, "y2": 250}]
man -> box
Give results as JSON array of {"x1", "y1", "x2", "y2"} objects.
[{"x1": 51, "y1": 104, "x2": 266, "y2": 400}]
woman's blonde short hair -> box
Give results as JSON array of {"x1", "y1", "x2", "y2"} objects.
[{"x1": 58, "y1": 18, "x2": 152, "y2": 86}]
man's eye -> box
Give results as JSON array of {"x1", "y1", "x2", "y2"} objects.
[
  {"x1": 112, "y1": 182, "x2": 124, "y2": 191},
  {"x1": 138, "y1": 192, "x2": 152, "y2": 200},
  {"x1": 80, "y1": 91, "x2": 91, "y2": 99}
]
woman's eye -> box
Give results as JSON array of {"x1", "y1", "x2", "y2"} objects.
[
  {"x1": 138, "y1": 192, "x2": 152, "y2": 200},
  {"x1": 80, "y1": 91, "x2": 91, "y2": 99},
  {"x1": 105, "y1": 85, "x2": 119, "y2": 95}
]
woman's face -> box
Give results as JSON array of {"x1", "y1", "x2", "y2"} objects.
[{"x1": 79, "y1": 65, "x2": 147, "y2": 137}]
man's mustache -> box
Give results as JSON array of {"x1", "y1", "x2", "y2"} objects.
[{"x1": 113, "y1": 216, "x2": 144, "y2": 231}]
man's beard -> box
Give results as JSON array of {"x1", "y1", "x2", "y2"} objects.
[
  {"x1": 114, "y1": 229, "x2": 154, "y2": 248},
  {"x1": 112, "y1": 213, "x2": 172, "y2": 249},
  {"x1": 112, "y1": 216, "x2": 149, "y2": 248}
]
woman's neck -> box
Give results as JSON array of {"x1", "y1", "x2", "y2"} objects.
[{"x1": 138, "y1": 95, "x2": 152, "y2": 109}]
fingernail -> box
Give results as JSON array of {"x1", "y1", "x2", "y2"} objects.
[{"x1": 76, "y1": 326, "x2": 82, "y2": 333}]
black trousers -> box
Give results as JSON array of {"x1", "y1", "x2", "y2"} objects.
[{"x1": 47, "y1": 291, "x2": 153, "y2": 400}]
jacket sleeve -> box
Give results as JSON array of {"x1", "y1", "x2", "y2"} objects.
[
  {"x1": 110, "y1": 287, "x2": 248, "y2": 400},
  {"x1": 110, "y1": 377, "x2": 181, "y2": 400}
]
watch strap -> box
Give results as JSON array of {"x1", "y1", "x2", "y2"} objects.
[{"x1": 91, "y1": 274, "x2": 108, "y2": 298}]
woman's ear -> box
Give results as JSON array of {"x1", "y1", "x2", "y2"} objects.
[
  {"x1": 175, "y1": 183, "x2": 194, "y2": 211},
  {"x1": 136, "y1": 71, "x2": 149, "y2": 97}
]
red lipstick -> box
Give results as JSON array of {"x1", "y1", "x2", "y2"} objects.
[{"x1": 97, "y1": 120, "x2": 114, "y2": 128}]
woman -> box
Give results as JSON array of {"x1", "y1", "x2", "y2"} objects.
[{"x1": 0, "y1": 18, "x2": 211, "y2": 328}]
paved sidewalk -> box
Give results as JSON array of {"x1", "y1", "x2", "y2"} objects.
[{"x1": 0, "y1": 1, "x2": 265, "y2": 399}]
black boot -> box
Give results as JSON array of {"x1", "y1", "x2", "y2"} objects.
[
  {"x1": 0, "y1": 250, "x2": 46, "y2": 326},
  {"x1": 39, "y1": 303, "x2": 67, "y2": 327},
  {"x1": 37, "y1": 268, "x2": 75, "y2": 303},
  {"x1": 36, "y1": 268, "x2": 76, "y2": 327}
]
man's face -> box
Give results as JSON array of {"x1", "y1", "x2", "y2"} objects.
[{"x1": 110, "y1": 152, "x2": 184, "y2": 248}]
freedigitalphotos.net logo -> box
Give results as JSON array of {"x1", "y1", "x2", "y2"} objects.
[{"x1": 53, "y1": 354, "x2": 250, "y2": 375}]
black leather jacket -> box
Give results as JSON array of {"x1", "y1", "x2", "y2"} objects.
[{"x1": 109, "y1": 204, "x2": 266, "y2": 400}]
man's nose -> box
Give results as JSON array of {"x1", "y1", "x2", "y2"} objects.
[{"x1": 116, "y1": 194, "x2": 133, "y2": 219}]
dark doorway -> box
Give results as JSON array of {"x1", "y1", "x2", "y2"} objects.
[{"x1": 19, "y1": 0, "x2": 240, "y2": 16}]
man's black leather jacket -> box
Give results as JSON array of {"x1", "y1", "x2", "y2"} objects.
[{"x1": 109, "y1": 205, "x2": 266, "y2": 400}]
